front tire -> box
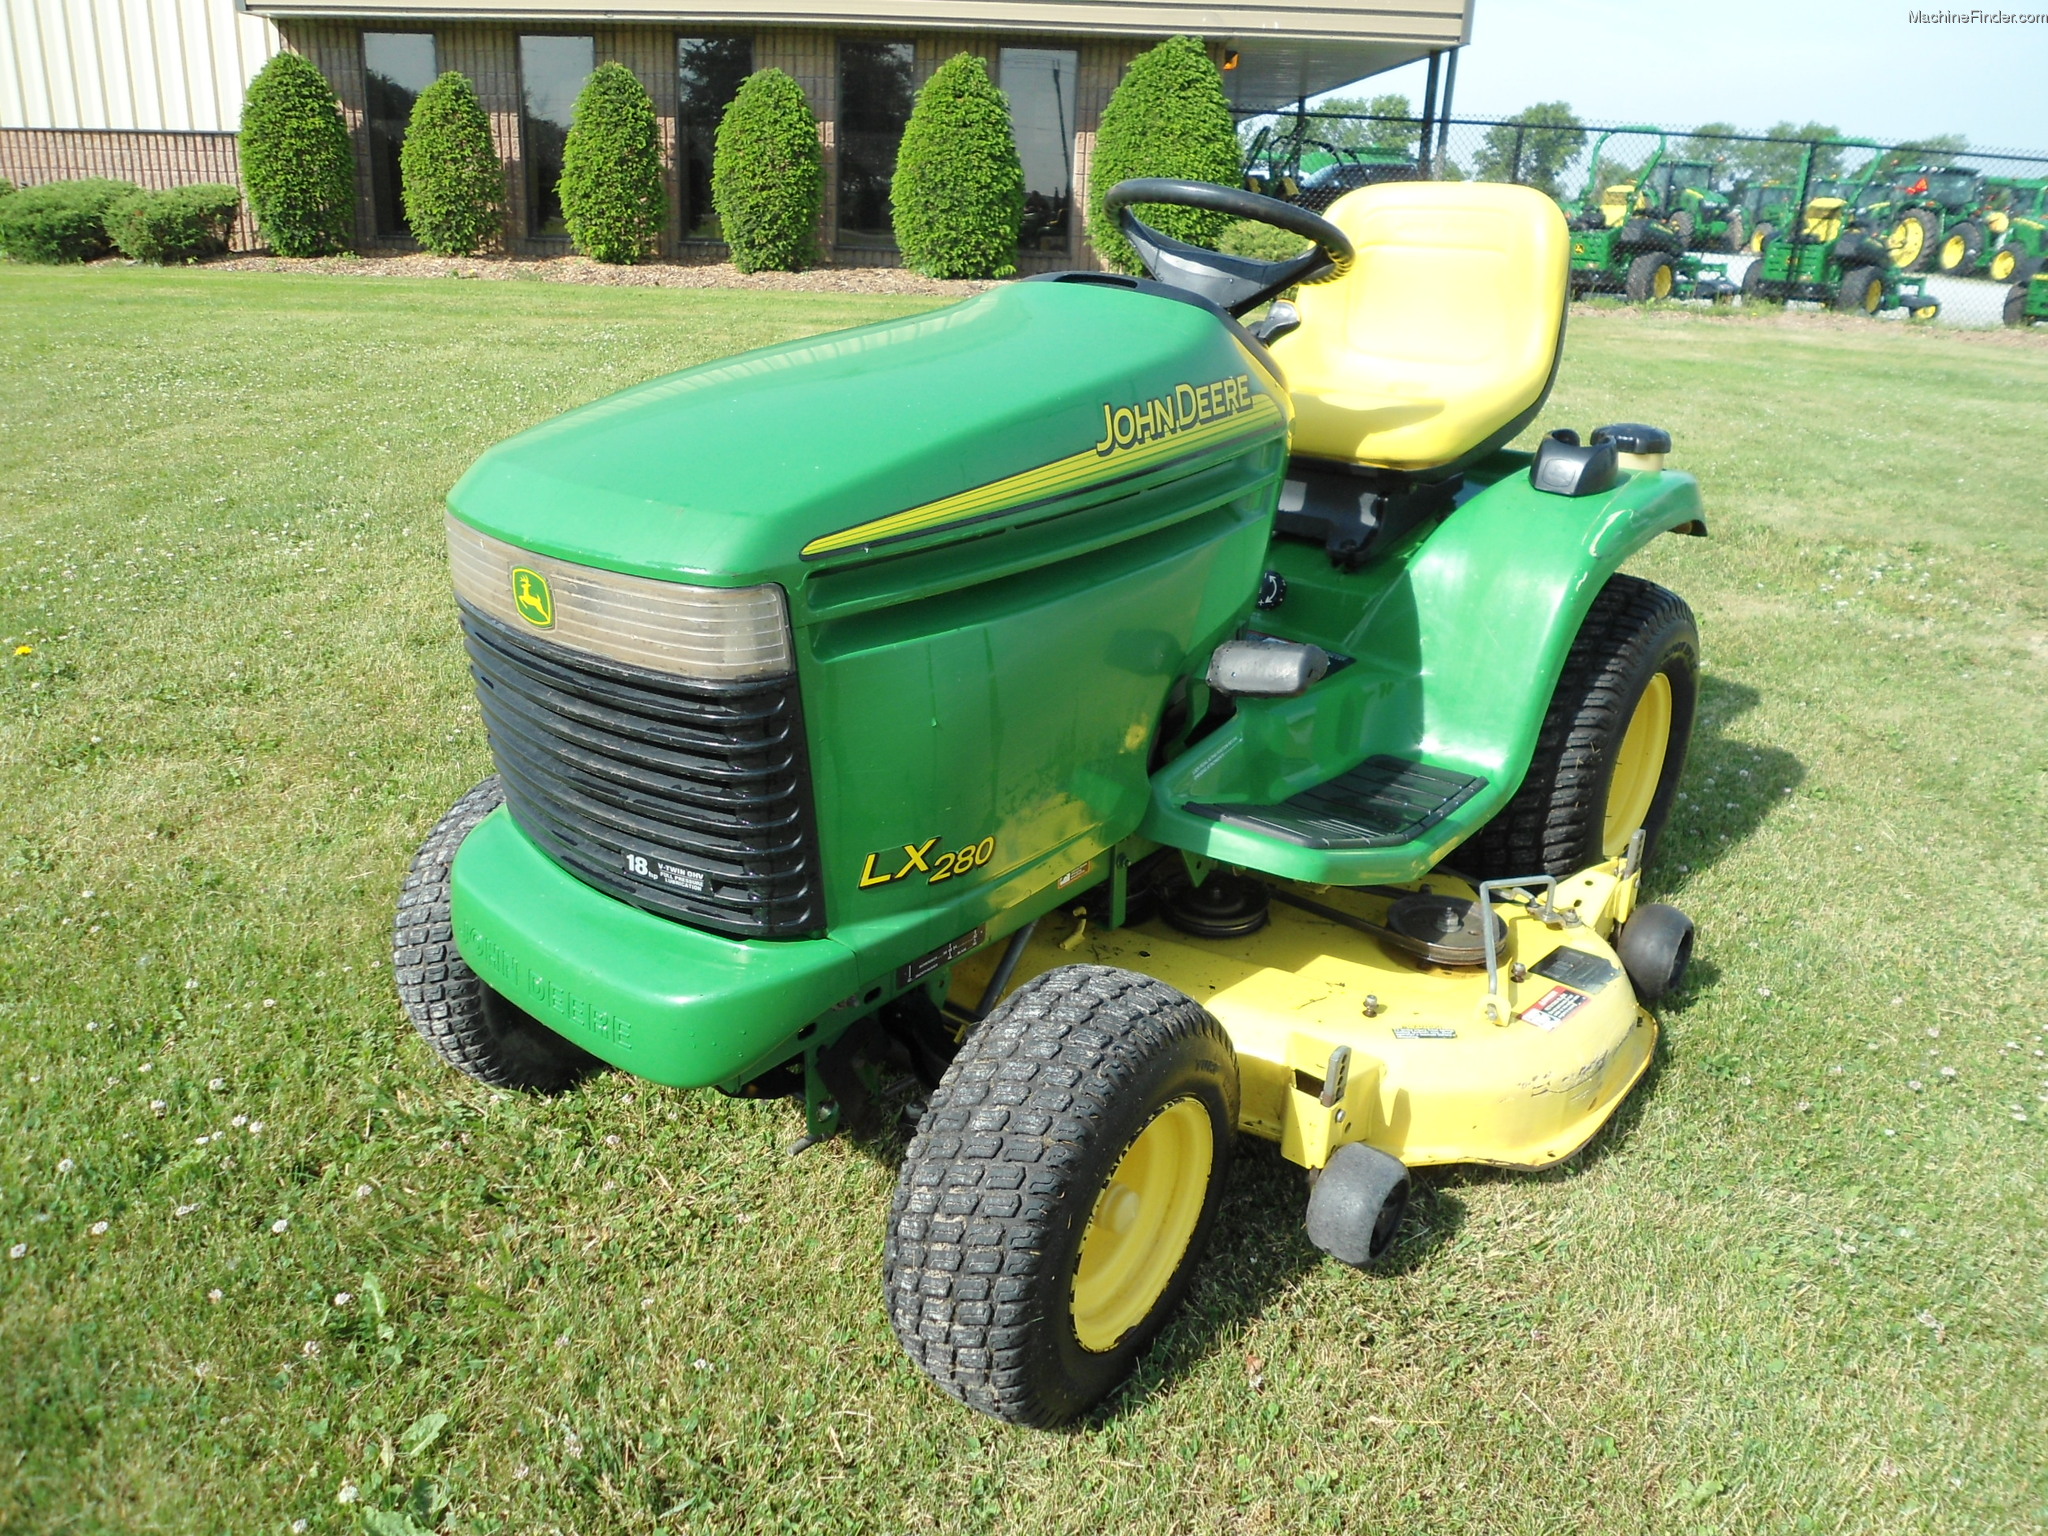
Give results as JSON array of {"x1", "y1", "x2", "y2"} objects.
[
  {"x1": 1937, "y1": 220, "x2": 1985, "y2": 275},
  {"x1": 393, "y1": 778, "x2": 600, "y2": 1093},
  {"x1": 1835, "y1": 265, "x2": 1884, "y2": 314},
  {"x1": 1626, "y1": 251, "x2": 1676, "y2": 302},
  {"x1": 884, "y1": 965, "x2": 1239, "y2": 1426},
  {"x1": 1458, "y1": 576, "x2": 1699, "y2": 880},
  {"x1": 2007, "y1": 282, "x2": 2034, "y2": 327},
  {"x1": 1890, "y1": 209, "x2": 1939, "y2": 271}
]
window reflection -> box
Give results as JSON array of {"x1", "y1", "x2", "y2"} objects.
[
  {"x1": 364, "y1": 32, "x2": 437, "y2": 240},
  {"x1": 521, "y1": 35, "x2": 594, "y2": 237},
  {"x1": 678, "y1": 36, "x2": 753, "y2": 241},
  {"x1": 1000, "y1": 48, "x2": 1077, "y2": 251},
  {"x1": 837, "y1": 39, "x2": 914, "y2": 246}
]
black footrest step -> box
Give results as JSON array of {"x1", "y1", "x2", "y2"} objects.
[{"x1": 1186, "y1": 755, "x2": 1486, "y2": 850}]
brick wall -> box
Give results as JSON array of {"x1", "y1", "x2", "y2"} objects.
[{"x1": 0, "y1": 128, "x2": 258, "y2": 249}]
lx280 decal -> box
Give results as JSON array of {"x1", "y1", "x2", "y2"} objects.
[{"x1": 859, "y1": 835, "x2": 997, "y2": 890}]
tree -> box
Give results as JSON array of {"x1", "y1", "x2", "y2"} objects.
[
  {"x1": 890, "y1": 54, "x2": 1023, "y2": 280},
  {"x1": 1309, "y1": 93, "x2": 1419, "y2": 156},
  {"x1": 559, "y1": 62, "x2": 666, "y2": 264},
  {"x1": 712, "y1": 68, "x2": 822, "y2": 272},
  {"x1": 1677, "y1": 122, "x2": 1741, "y2": 170},
  {"x1": 400, "y1": 72, "x2": 503, "y2": 256},
  {"x1": 1467, "y1": 102, "x2": 1585, "y2": 199},
  {"x1": 1088, "y1": 36, "x2": 1241, "y2": 273},
  {"x1": 1733, "y1": 122, "x2": 1844, "y2": 185},
  {"x1": 240, "y1": 51, "x2": 355, "y2": 256},
  {"x1": 1875, "y1": 132, "x2": 1970, "y2": 176}
]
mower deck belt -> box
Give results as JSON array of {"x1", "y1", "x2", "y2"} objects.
[{"x1": 1186, "y1": 755, "x2": 1485, "y2": 849}]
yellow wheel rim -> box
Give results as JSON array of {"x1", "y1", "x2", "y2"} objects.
[
  {"x1": 1940, "y1": 233, "x2": 1967, "y2": 269},
  {"x1": 1071, "y1": 1097, "x2": 1213, "y2": 1352},
  {"x1": 1991, "y1": 248, "x2": 2016, "y2": 280},
  {"x1": 1750, "y1": 228, "x2": 1767, "y2": 253},
  {"x1": 1653, "y1": 263, "x2": 1673, "y2": 298},
  {"x1": 1863, "y1": 279, "x2": 1883, "y2": 313},
  {"x1": 1890, "y1": 218, "x2": 1923, "y2": 265},
  {"x1": 1914, "y1": 304, "x2": 1939, "y2": 320},
  {"x1": 1603, "y1": 672, "x2": 1672, "y2": 857}
]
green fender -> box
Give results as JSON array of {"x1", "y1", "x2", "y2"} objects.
[{"x1": 1141, "y1": 460, "x2": 1707, "y2": 884}]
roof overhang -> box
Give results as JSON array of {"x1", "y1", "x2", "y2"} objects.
[{"x1": 240, "y1": 0, "x2": 1467, "y2": 108}]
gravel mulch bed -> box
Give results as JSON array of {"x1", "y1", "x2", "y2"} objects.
[{"x1": 198, "y1": 250, "x2": 999, "y2": 297}]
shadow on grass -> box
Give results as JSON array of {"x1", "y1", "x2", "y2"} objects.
[{"x1": 1648, "y1": 672, "x2": 1806, "y2": 898}]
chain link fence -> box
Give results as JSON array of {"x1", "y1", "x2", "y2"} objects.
[{"x1": 1234, "y1": 109, "x2": 2048, "y2": 326}]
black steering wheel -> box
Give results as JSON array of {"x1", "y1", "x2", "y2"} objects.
[{"x1": 1104, "y1": 178, "x2": 1354, "y2": 317}]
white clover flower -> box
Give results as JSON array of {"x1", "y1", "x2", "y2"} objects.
[
  {"x1": 207, "y1": 1288, "x2": 223, "y2": 1302},
  {"x1": 1940, "y1": 1067, "x2": 1957, "y2": 1079},
  {"x1": 209, "y1": 1078, "x2": 226, "y2": 1091},
  {"x1": 184, "y1": 979, "x2": 198, "y2": 990},
  {"x1": 293, "y1": 1521, "x2": 308, "y2": 1533},
  {"x1": 1757, "y1": 986, "x2": 1772, "y2": 999},
  {"x1": 270, "y1": 1218, "x2": 289, "y2": 1235},
  {"x1": 262, "y1": 1000, "x2": 275, "y2": 1009},
  {"x1": 336, "y1": 1484, "x2": 358, "y2": 1505},
  {"x1": 247, "y1": 1121, "x2": 263, "y2": 1135},
  {"x1": 90, "y1": 1221, "x2": 109, "y2": 1236},
  {"x1": 333, "y1": 1292, "x2": 353, "y2": 1307},
  {"x1": 150, "y1": 1100, "x2": 166, "y2": 1115},
  {"x1": 230, "y1": 1115, "x2": 247, "y2": 1128},
  {"x1": 1908, "y1": 1081, "x2": 1924, "y2": 1092},
  {"x1": 603, "y1": 1134, "x2": 621, "y2": 1148},
  {"x1": 8, "y1": 1244, "x2": 25, "y2": 1260},
  {"x1": 301, "y1": 1340, "x2": 320, "y2": 1357},
  {"x1": 175, "y1": 1204, "x2": 198, "y2": 1217},
  {"x1": 354, "y1": 1184, "x2": 372, "y2": 1199},
  {"x1": 56, "y1": 1158, "x2": 74, "y2": 1174}
]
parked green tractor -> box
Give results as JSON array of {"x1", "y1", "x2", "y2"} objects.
[
  {"x1": 397, "y1": 175, "x2": 1710, "y2": 1426},
  {"x1": 1984, "y1": 179, "x2": 2048, "y2": 284},
  {"x1": 1641, "y1": 159, "x2": 1746, "y2": 251},
  {"x1": 1878, "y1": 165, "x2": 1994, "y2": 275},
  {"x1": 1734, "y1": 180, "x2": 1797, "y2": 251},
  {"x1": 1744, "y1": 144, "x2": 1941, "y2": 319},
  {"x1": 2006, "y1": 269, "x2": 2048, "y2": 325},
  {"x1": 1566, "y1": 129, "x2": 1738, "y2": 301}
]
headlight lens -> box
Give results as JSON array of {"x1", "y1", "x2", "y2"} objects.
[{"x1": 446, "y1": 515, "x2": 792, "y2": 681}]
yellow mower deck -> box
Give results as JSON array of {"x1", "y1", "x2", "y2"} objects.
[{"x1": 947, "y1": 859, "x2": 1656, "y2": 1173}]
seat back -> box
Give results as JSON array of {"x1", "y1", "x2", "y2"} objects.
[
  {"x1": 1600, "y1": 182, "x2": 1640, "y2": 227},
  {"x1": 1270, "y1": 181, "x2": 1570, "y2": 475},
  {"x1": 1803, "y1": 196, "x2": 1847, "y2": 241}
]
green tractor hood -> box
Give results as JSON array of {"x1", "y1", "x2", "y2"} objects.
[{"x1": 447, "y1": 280, "x2": 1284, "y2": 589}]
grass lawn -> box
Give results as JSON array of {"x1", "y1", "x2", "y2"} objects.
[{"x1": 2, "y1": 265, "x2": 2045, "y2": 1536}]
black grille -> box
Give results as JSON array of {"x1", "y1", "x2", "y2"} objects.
[{"x1": 459, "y1": 602, "x2": 824, "y2": 938}]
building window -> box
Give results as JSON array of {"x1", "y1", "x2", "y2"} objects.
[
  {"x1": 677, "y1": 36, "x2": 753, "y2": 241},
  {"x1": 363, "y1": 32, "x2": 437, "y2": 240},
  {"x1": 1000, "y1": 48, "x2": 1077, "y2": 251},
  {"x1": 521, "y1": 35, "x2": 594, "y2": 237},
  {"x1": 837, "y1": 38, "x2": 914, "y2": 246}
]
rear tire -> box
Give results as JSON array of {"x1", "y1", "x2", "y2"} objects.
[
  {"x1": 1626, "y1": 251, "x2": 1675, "y2": 302},
  {"x1": 1890, "y1": 208, "x2": 1939, "y2": 271},
  {"x1": 1669, "y1": 210, "x2": 1697, "y2": 247},
  {"x1": 1835, "y1": 265, "x2": 1884, "y2": 314},
  {"x1": 1723, "y1": 209, "x2": 1748, "y2": 252},
  {"x1": 393, "y1": 778, "x2": 600, "y2": 1093},
  {"x1": 884, "y1": 965, "x2": 1239, "y2": 1426},
  {"x1": 1740, "y1": 255, "x2": 1771, "y2": 302},
  {"x1": 1458, "y1": 576, "x2": 1699, "y2": 881},
  {"x1": 2008, "y1": 282, "x2": 2034, "y2": 327},
  {"x1": 1936, "y1": 219, "x2": 1985, "y2": 275}
]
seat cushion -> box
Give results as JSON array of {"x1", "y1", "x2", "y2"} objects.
[{"x1": 1272, "y1": 182, "x2": 1570, "y2": 473}]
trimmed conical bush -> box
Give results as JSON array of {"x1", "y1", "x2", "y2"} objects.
[
  {"x1": 712, "y1": 69, "x2": 822, "y2": 272},
  {"x1": 890, "y1": 53, "x2": 1023, "y2": 279},
  {"x1": 560, "y1": 62, "x2": 667, "y2": 264},
  {"x1": 1088, "y1": 37, "x2": 1240, "y2": 274},
  {"x1": 400, "y1": 72, "x2": 503, "y2": 256},
  {"x1": 240, "y1": 51, "x2": 355, "y2": 257}
]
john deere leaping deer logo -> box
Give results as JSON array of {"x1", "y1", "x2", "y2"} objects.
[{"x1": 510, "y1": 567, "x2": 554, "y2": 628}]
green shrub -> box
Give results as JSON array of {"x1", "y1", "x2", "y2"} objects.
[
  {"x1": 240, "y1": 51, "x2": 354, "y2": 256},
  {"x1": 105, "y1": 184, "x2": 242, "y2": 263},
  {"x1": 712, "y1": 69, "x2": 822, "y2": 273},
  {"x1": 1088, "y1": 36, "x2": 1241, "y2": 274},
  {"x1": 1216, "y1": 218, "x2": 1310, "y2": 263},
  {"x1": 559, "y1": 62, "x2": 666, "y2": 264},
  {"x1": 0, "y1": 179, "x2": 138, "y2": 263},
  {"x1": 890, "y1": 53, "x2": 1023, "y2": 280},
  {"x1": 400, "y1": 72, "x2": 503, "y2": 256}
]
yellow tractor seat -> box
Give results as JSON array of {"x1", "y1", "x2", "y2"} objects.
[
  {"x1": 1803, "y1": 197, "x2": 1847, "y2": 241},
  {"x1": 1270, "y1": 181, "x2": 1571, "y2": 476},
  {"x1": 1599, "y1": 182, "x2": 1640, "y2": 227}
]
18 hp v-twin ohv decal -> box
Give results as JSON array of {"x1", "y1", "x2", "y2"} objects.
[{"x1": 799, "y1": 373, "x2": 1281, "y2": 560}]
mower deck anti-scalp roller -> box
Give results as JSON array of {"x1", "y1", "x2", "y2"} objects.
[{"x1": 395, "y1": 173, "x2": 1708, "y2": 1429}]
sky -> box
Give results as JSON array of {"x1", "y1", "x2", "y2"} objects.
[{"x1": 1346, "y1": 0, "x2": 2048, "y2": 154}]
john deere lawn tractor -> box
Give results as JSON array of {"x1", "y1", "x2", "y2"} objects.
[
  {"x1": 1744, "y1": 144, "x2": 1940, "y2": 320},
  {"x1": 1641, "y1": 159, "x2": 1745, "y2": 251},
  {"x1": 1565, "y1": 129, "x2": 1737, "y2": 302},
  {"x1": 395, "y1": 176, "x2": 1709, "y2": 1427}
]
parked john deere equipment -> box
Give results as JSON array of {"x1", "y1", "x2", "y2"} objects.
[
  {"x1": 1641, "y1": 160, "x2": 1745, "y2": 251},
  {"x1": 1745, "y1": 143, "x2": 1940, "y2": 320},
  {"x1": 1565, "y1": 129, "x2": 1738, "y2": 302},
  {"x1": 2006, "y1": 269, "x2": 2048, "y2": 326},
  {"x1": 1985, "y1": 180, "x2": 2048, "y2": 284},
  {"x1": 1878, "y1": 164, "x2": 1994, "y2": 275}
]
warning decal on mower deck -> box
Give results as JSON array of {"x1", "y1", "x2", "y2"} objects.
[{"x1": 1521, "y1": 986, "x2": 1590, "y2": 1032}]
